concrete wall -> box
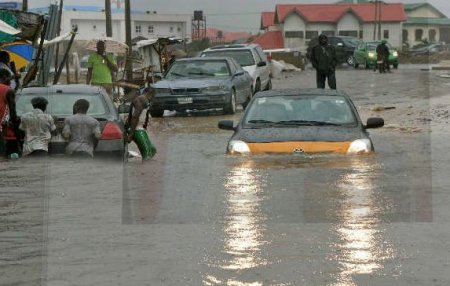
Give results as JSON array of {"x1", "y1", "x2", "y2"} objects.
[
  {"x1": 283, "y1": 13, "x2": 305, "y2": 50},
  {"x1": 360, "y1": 23, "x2": 402, "y2": 48},
  {"x1": 404, "y1": 25, "x2": 441, "y2": 47},
  {"x1": 337, "y1": 13, "x2": 361, "y2": 34}
]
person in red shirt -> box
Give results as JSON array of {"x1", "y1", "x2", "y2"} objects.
[{"x1": 0, "y1": 69, "x2": 19, "y2": 157}]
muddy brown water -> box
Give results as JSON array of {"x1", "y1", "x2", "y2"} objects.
[{"x1": 1, "y1": 66, "x2": 449, "y2": 285}]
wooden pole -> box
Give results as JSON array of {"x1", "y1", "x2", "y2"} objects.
[
  {"x1": 125, "y1": 0, "x2": 133, "y2": 81},
  {"x1": 22, "y1": 0, "x2": 27, "y2": 11},
  {"x1": 53, "y1": 27, "x2": 77, "y2": 85},
  {"x1": 105, "y1": 0, "x2": 112, "y2": 37}
]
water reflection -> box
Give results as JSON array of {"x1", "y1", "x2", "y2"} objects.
[
  {"x1": 204, "y1": 159, "x2": 269, "y2": 285},
  {"x1": 329, "y1": 158, "x2": 394, "y2": 286},
  {"x1": 223, "y1": 160, "x2": 268, "y2": 270}
]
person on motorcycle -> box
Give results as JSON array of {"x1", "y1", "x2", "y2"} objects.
[{"x1": 376, "y1": 40, "x2": 390, "y2": 73}]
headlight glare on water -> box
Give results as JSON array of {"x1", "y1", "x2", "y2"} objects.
[
  {"x1": 347, "y1": 139, "x2": 372, "y2": 155},
  {"x1": 228, "y1": 140, "x2": 250, "y2": 154}
]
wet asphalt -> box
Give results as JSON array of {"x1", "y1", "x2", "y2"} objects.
[{"x1": 1, "y1": 65, "x2": 450, "y2": 285}]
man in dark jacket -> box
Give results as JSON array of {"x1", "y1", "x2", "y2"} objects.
[{"x1": 311, "y1": 34, "x2": 338, "y2": 89}]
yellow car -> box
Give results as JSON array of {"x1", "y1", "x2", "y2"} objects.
[{"x1": 218, "y1": 89, "x2": 384, "y2": 155}]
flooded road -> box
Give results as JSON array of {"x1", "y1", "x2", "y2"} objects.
[{"x1": 1, "y1": 66, "x2": 450, "y2": 285}]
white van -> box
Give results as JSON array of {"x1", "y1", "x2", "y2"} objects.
[{"x1": 200, "y1": 44, "x2": 272, "y2": 94}]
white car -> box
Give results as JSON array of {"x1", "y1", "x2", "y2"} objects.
[{"x1": 200, "y1": 44, "x2": 272, "y2": 96}]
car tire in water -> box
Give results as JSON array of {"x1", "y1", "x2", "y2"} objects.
[
  {"x1": 242, "y1": 86, "x2": 253, "y2": 110},
  {"x1": 254, "y1": 79, "x2": 261, "y2": 94},
  {"x1": 265, "y1": 78, "x2": 272, "y2": 90},
  {"x1": 224, "y1": 89, "x2": 237, "y2": 114},
  {"x1": 393, "y1": 63, "x2": 398, "y2": 69},
  {"x1": 346, "y1": 55, "x2": 354, "y2": 66},
  {"x1": 149, "y1": 106, "x2": 164, "y2": 117}
]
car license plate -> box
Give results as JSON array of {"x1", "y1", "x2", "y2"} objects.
[
  {"x1": 177, "y1": 97, "x2": 193, "y2": 104},
  {"x1": 51, "y1": 133, "x2": 65, "y2": 143}
]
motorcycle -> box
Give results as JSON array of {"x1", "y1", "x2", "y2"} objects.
[{"x1": 377, "y1": 55, "x2": 386, "y2": 73}]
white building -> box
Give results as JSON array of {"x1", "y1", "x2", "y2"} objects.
[{"x1": 47, "y1": 6, "x2": 192, "y2": 43}]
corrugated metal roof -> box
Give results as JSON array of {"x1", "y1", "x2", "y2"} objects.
[
  {"x1": 404, "y1": 17, "x2": 450, "y2": 26},
  {"x1": 261, "y1": 12, "x2": 275, "y2": 30},
  {"x1": 252, "y1": 31, "x2": 283, "y2": 50},
  {"x1": 275, "y1": 3, "x2": 407, "y2": 23}
]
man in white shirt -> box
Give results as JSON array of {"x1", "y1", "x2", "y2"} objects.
[{"x1": 19, "y1": 97, "x2": 56, "y2": 157}]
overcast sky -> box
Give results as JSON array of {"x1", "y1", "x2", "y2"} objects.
[{"x1": 27, "y1": 0, "x2": 450, "y2": 33}]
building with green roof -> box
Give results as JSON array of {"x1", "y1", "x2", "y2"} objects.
[{"x1": 402, "y1": 2, "x2": 450, "y2": 47}]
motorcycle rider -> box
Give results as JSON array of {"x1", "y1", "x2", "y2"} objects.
[{"x1": 376, "y1": 40, "x2": 390, "y2": 73}]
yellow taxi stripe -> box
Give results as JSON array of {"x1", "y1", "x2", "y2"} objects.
[{"x1": 247, "y1": 141, "x2": 351, "y2": 154}]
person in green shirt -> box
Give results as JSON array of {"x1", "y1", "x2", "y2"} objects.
[{"x1": 86, "y1": 40, "x2": 118, "y2": 100}]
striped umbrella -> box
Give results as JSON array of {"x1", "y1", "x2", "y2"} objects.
[{"x1": 0, "y1": 41, "x2": 33, "y2": 70}]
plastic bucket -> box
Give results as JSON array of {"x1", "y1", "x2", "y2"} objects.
[{"x1": 133, "y1": 128, "x2": 156, "y2": 160}]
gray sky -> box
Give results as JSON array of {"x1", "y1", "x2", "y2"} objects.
[{"x1": 27, "y1": 0, "x2": 450, "y2": 33}]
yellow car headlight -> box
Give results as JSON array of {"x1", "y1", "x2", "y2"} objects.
[
  {"x1": 347, "y1": 139, "x2": 372, "y2": 155},
  {"x1": 392, "y1": 51, "x2": 398, "y2": 57},
  {"x1": 228, "y1": 140, "x2": 250, "y2": 154},
  {"x1": 368, "y1": 52, "x2": 376, "y2": 58}
]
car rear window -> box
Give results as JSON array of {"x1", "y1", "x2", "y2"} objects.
[
  {"x1": 166, "y1": 60, "x2": 230, "y2": 78},
  {"x1": 16, "y1": 93, "x2": 108, "y2": 117},
  {"x1": 202, "y1": 50, "x2": 255, "y2": 67}
]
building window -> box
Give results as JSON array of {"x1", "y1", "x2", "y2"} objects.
[
  {"x1": 305, "y1": 31, "x2": 318, "y2": 39},
  {"x1": 339, "y1": 30, "x2": 358, "y2": 37},
  {"x1": 170, "y1": 26, "x2": 174, "y2": 33},
  {"x1": 285, "y1": 31, "x2": 304, "y2": 38},
  {"x1": 359, "y1": 30, "x2": 363, "y2": 39},
  {"x1": 148, "y1": 25, "x2": 154, "y2": 34},
  {"x1": 322, "y1": 30, "x2": 335, "y2": 36},
  {"x1": 93, "y1": 25, "x2": 97, "y2": 31},
  {"x1": 402, "y1": 29, "x2": 408, "y2": 42},
  {"x1": 177, "y1": 27, "x2": 181, "y2": 32},
  {"x1": 136, "y1": 25, "x2": 141, "y2": 34},
  {"x1": 383, "y1": 30, "x2": 389, "y2": 39},
  {"x1": 415, "y1": 29, "x2": 423, "y2": 41},
  {"x1": 429, "y1": 29, "x2": 436, "y2": 42}
]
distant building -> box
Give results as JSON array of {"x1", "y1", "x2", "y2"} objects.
[
  {"x1": 31, "y1": 5, "x2": 192, "y2": 43},
  {"x1": 403, "y1": 3, "x2": 450, "y2": 47},
  {"x1": 255, "y1": 3, "x2": 407, "y2": 51},
  {"x1": 0, "y1": 1, "x2": 22, "y2": 10},
  {"x1": 205, "y1": 28, "x2": 251, "y2": 44}
]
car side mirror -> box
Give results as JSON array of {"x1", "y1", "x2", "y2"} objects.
[
  {"x1": 118, "y1": 103, "x2": 131, "y2": 114},
  {"x1": 365, "y1": 117, "x2": 384, "y2": 129},
  {"x1": 257, "y1": 61, "x2": 267, "y2": 67},
  {"x1": 234, "y1": 71, "x2": 245, "y2": 76},
  {"x1": 218, "y1": 120, "x2": 235, "y2": 131}
]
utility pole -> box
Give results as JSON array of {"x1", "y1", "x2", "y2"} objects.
[
  {"x1": 378, "y1": 1, "x2": 382, "y2": 40},
  {"x1": 373, "y1": 0, "x2": 378, "y2": 40},
  {"x1": 22, "y1": 0, "x2": 27, "y2": 11},
  {"x1": 105, "y1": 0, "x2": 112, "y2": 37},
  {"x1": 125, "y1": 0, "x2": 132, "y2": 81}
]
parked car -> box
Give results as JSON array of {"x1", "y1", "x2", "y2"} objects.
[
  {"x1": 200, "y1": 43, "x2": 272, "y2": 94},
  {"x1": 306, "y1": 35, "x2": 360, "y2": 66},
  {"x1": 410, "y1": 43, "x2": 449, "y2": 56},
  {"x1": 150, "y1": 57, "x2": 254, "y2": 117},
  {"x1": 353, "y1": 40, "x2": 399, "y2": 69},
  {"x1": 7, "y1": 84, "x2": 127, "y2": 159},
  {"x1": 218, "y1": 88, "x2": 384, "y2": 155}
]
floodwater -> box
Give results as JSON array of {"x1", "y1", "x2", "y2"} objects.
[{"x1": 1, "y1": 66, "x2": 450, "y2": 285}]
